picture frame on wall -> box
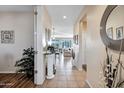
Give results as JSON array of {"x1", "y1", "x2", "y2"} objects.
[
  {"x1": 76, "y1": 35, "x2": 78, "y2": 45},
  {"x1": 77, "y1": 35, "x2": 78, "y2": 44},
  {"x1": 45, "y1": 28, "x2": 51, "y2": 45},
  {"x1": 1, "y1": 30, "x2": 15, "y2": 44},
  {"x1": 116, "y1": 26, "x2": 123, "y2": 40},
  {"x1": 73, "y1": 35, "x2": 76, "y2": 44},
  {"x1": 73, "y1": 35, "x2": 78, "y2": 45},
  {"x1": 107, "y1": 27, "x2": 113, "y2": 39},
  {"x1": 74, "y1": 35, "x2": 76, "y2": 44}
]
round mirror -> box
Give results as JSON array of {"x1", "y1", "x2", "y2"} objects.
[
  {"x1": 106, "y1": 6, "x2": 124, "y2": 40},
  {"x1": 100, "y1": 5, "x2": 124, "y2": 51}
]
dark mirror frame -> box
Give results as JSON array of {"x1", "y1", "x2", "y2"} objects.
[{"x1": 100, "y1": 5, "x2": 124, "y2": 51}]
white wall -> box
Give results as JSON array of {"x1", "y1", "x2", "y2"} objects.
[
  {"x1": 85, "y1": 6, "x2": 107, "y2": 87},
  {"x1": 75, "y1": 5, "x2": 124, "y2": 87},
  {"x1": 42, "y1": 6, "x2": 52, "y2": 47},
  {"x1": 73, "y1": 22, "x2": 80, "y2": 69},
  {"x1": 34, "y1": 5, "x2": 52, "y2": 85},
  {"x1": 78, "y1": 21, "x2": 87, "y2": 69},
  {"x1": 74, "y1": 5, "x2": 107, "y2": 87},
  {"x1": 0, "y1": 11, "x2": 34, "y2": 73},
  {"x1": 73, "y1": 7, "x2": 88, "y2": 70},
  {"x1": 41, "y1": 6, "x2": 52, "y2": 83},
  {"x1": 0, "y1": 6, "x2": 52, "y2": 85}
]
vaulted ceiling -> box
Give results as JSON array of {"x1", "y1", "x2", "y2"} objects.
[{"x1": 46, "y1": 5, "x2": 84, "y2": 38}]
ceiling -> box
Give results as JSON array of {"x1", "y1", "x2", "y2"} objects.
[
  {"x1": 0, "y1": 5, "x2": 34, "y2": 12},
  {"x1": 0, "y1": 5, "x2": 84, "y2": 38},
  {"x1": 46, "y1": 5, "x2": 84, "y2": 38}
]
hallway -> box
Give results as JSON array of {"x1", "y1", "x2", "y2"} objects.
[{"x1": 38, "y1": 55, "x2": 87, "y2": 88}]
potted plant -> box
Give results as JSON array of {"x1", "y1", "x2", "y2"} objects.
[
  {"x1": 47, "y1": 45, "x2": 55, "y2": 53},
  {"x1": 15, "y1": 47, "x2": 35, "y2": 80}
]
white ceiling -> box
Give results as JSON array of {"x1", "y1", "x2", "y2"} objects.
[
  {"x1": 0, "y1": 5, "x2": 84, "y2": 38},
  {"x1": 0, "y1": 5, "x2": 34, "y2": 12},
  {"x1": 46, "y1": 5, "x2": 84, "y2": 38}
]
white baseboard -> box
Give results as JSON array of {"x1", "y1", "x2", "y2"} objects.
[
  {"x1": 0, "y1": 71, "x2": 15, "y2": 73},
  {"x1": 85, "y1": 80, "x2": 92, "y2": 88}
]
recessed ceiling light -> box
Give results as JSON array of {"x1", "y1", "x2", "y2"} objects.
[{"x1": 63, "y1": 16, "x2": 67, "y2": 19}]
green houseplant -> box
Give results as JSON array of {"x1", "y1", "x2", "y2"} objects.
[
  {"x1": 47, "y1": 45, "x2": 55, "y2": 53},
  {"x1": 15, "y1": 47, "x2": 35, "y2": 79}
]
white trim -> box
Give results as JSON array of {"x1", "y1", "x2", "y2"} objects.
[
  {"x1": 0, "y1": 71, "x2": 15, "y2": 73},
  {"x1": 46, "y1": 75, "x2": 55, "y2": 79},
  {"x1": 85, "y1": 79, "x2": 92, "y2": 88},
  {"x1": 34, "y1": 5, "x2": 38, "y2": 85},
  {"x1": 34, "y1": 6, "x2": 44, "y2": 85}
]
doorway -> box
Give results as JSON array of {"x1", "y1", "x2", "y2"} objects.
[{"x1": 79, "y1": 15, "x2": 87, "y2": 71}]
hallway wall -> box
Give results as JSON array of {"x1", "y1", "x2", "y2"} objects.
[
  {"x1": 0, "y1": 11, "x2": 34, "y2": 73},
  {"x1": 84, "y1": 6, "x2": 107, "y2": 87},
  {"x1": 42, "y1": 6, "x2": 52, "y2": 47},
  {"x1": 75, "y1": 5, "x2": 124, "y2": 87},
  {"x1": 40, "y1": 6, "x2": 52, "y2": 84},
  {"x1": 34, "y1": 6, "x2": 52, "y2": 85},
  {"x1": 73, "y1": 22, "x2": 80, "y2": 69},
  {"x1": 74, "y1": 5, "x2": 107, "y2": 87}
]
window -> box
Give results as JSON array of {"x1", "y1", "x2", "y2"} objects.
[{"x1": 52, "y1": 39, "x2": 72, "y2": 49}]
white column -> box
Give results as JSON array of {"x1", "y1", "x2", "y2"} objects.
[{"x1": 34, "y1": 6, "x2": 45, "y2": 85}]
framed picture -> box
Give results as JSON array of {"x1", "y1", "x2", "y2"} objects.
[
  {"x1": 75, "y1": 35, "x2": 77, "y2": 44},
  {"x1": 116, "y1": 26, "x2": 123, "y2": 40},
  {"x1": 73, "y1": 35, "x2": 76, "y2": 44},
  {"x1": 76, "y1": 35, "x2": 78, "y2": 45},
  {"x1": 45, "y1": 28, "x2": 51, "y2": 43},
  {"x1": 1, "y1": 30, "x2": 15, "y2": 44},
  {"x1": 107, "y1": 27, "x2": 113, "y2": 39},
  {"x1": 73, "y1": 35, "x2": 78, "y2": 45}
]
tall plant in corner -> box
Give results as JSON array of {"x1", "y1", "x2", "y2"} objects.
[{"x1": 15, "y1": 47, "x2": 35, "y2": 79}]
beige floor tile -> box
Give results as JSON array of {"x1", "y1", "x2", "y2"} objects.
[
  {"x1": 75, "y1": 76, "x2": 85, "y2": 81},
  {"x1": 56, "y1": 81, "x2": 67, "y2": 88},
  {"x1": 66, "y1": 71, "x2": 76, "y2": 76},
  {"x1": 57, "y1": 76, "x2": 67, "y2": 80},
  {"x1": 66, "y1": 74, "x2": 75, "y2": 77},
  {"x1": 67, "y1": 81, "x2": 79, "y2": 88},
  {"x1": 67, "y1": 76, "x2": 76, "y2": 80},
  {"x1": 50, "y1": 76, "x2": 58, "y2": 81},
  {"x1": 41, "y1": 55, "x2": 86, "y2": 88},
  {"x1": 46, "y1": 84, "x2": 57, "y2": 88},
  {"x1": 77, "y1": 81, "x2": 85, "y2": 88},
  {"x1": 56, "y1": 73, "x2": 65, "y2": 76},
  {"x1": 46, "y1": 81, "x2": 57, "y2": 88}
]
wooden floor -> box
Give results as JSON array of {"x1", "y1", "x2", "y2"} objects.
[
  {"x1": 0, "y1": 73, "x2": 35, "y2": 88},
  {"x1": 0, "y1": 55, "x2": 89, "y2": 88}
]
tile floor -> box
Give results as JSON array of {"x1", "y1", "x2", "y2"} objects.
[{"x1": 37, "y1": 54, "x2": 88, "y2": 88}]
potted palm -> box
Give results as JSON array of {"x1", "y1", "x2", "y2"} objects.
[{"x1": 15, "y1": 47, "x2": 35, "y2": 80}]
